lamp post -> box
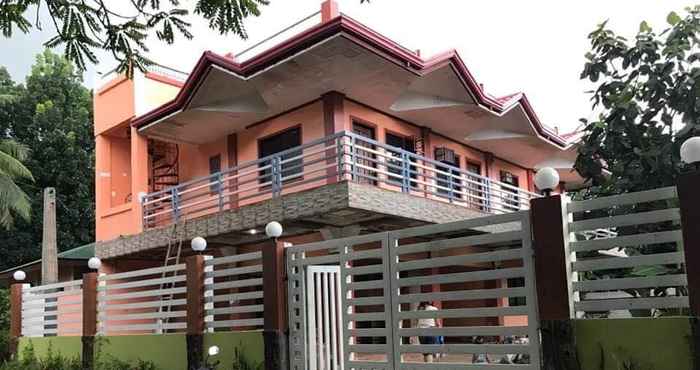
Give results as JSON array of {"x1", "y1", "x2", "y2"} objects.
[
  {"x1": 263, "y1": 221, "x2": 287, "y2": 370},
  {"x1": 534, "y1": 167, "x2": 560, "y2": 196},
  {"x1": 265, "y1": 221, "x2": 283, "y2": 240},
  {"x1": 678, "y1": 136, "x2": 700, "y2": 316}
]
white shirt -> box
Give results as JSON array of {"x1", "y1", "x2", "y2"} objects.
[{"x1": 417, "y1": 305, "x2": 438, "y2": 328}]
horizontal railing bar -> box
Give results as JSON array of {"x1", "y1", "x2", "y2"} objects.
[
  {"x1": 567, "y1": 186, "x2": 678, "y2": 213},
  {"x1": 573, "y1": 274, "x2": 687, "y2": 292},
  {"x1": 568, "y1": 208, "x2": 680, "y2": 232},
  {"x1": 98, "y1": 275, "x2": 186, "y2": 291},
  {"x1": 572, "y1": 252, "x2": 684, "y2": 272},
  {"x1": 574, "y1": 296, "x2": 689, "y2": 312},
  {"x1": 26, "y1": 280, "x2": 83, "y2": 293},
  {"x1": 570, "y1": 230, "x2": 682, "y2": 252},
  {"x1": 99, "y1": 264, "x2": 185, "y2": 281},
  {"x1": 206, "y1": 252, "x2": 262, "y2": 266},
  {"x1": 208, "y1": 318, "x2": 264, "y2": 328}
]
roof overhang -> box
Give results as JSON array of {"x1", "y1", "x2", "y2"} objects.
[{"x1": 133, "y1": 14, "x2": 579, "y2": 178}]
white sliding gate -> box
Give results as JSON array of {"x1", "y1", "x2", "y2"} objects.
[{"x1": 287, "y1": 211, "x2": 541, "y2": 370}]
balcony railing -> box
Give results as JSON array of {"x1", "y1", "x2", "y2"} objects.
[{"x1": 141, "y1": 131, "x2": 540, "y2": 229}]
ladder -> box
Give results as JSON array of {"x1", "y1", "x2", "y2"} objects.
[{"x1": 156, "y1": 227, "x2": 184, "y2": 333}]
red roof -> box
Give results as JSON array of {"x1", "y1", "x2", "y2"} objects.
[{"x1": 132, "y1": 14, "x2": 571, "y2": 148}]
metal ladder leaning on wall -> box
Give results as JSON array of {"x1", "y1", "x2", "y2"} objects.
[{"x1": 156, "y1": 227, "x2": 184, "y2": 334}]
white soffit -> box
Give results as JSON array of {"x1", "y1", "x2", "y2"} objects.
[
  {"x1": 390, "y1": 90, "x2": 469, "y2": 111},
  {"x1": 464, "y1": 129, "x2": 529, "y2": 141},
  {"x1": 534, "y1": 158, "x2": 575, "y2": 170},
  {"x1": 190, "y1": 91, "x2": 269, "y2": 114}
]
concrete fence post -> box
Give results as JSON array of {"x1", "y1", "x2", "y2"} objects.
[
  {"x1": 82, "y1": 272, "x2": 98, "y2": 370},
  {"x1": 185, "y1": 255, "x2": 206, "y2": 370},
  {"x1": 263, "y1": 239, "x2": 288, "y2": 370},
  {"x1": 9, "y1": 283, "x2": 23, "y2": 358},
  {"x1": 530, "y1": 194, "x2": 580, "y2": 370},
  {"x1": 677, "y1": 168, "x2": 700, "y2": 370}
]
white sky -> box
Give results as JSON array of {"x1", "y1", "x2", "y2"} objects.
[{"x1": 0, "y1": 0, "x2": 691, "y2": 132}]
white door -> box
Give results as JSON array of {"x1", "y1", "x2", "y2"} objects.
[{"x1": 306, "y1": 266, "x2": 344, "y2": 370}]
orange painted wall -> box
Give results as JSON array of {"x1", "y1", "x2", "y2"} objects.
[
  {"x1": 109, "y1": 136, "x2": 132, "y2": 207},
  {"x1": 94, "y1": 77, "x2": 135, "y2": 136}
]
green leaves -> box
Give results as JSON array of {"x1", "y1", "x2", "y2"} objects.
[
  {"x1": 194, "y1": 0, "x2": 269, "y2": 38},
  {"x1": 667, "y1": 11, "x2": 682, "y2": 26}
]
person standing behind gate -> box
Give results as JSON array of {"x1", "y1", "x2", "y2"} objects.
[{"x1": 417, "y1": 301, "x2": 441, "y2": 363}]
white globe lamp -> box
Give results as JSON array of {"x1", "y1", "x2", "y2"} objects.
[
  {"x1": 88, "y1": 257, "x2": 102, "y2": 270},
  {"x1": 13, "y1": 270, "x2": 26, "y2": 282},
  {"x1": 534, "y1": 167, "x2": 560, "y2": 195},
  {"x1": 191, "y1": 236, "x2": 207, "y2": 253},
  {"x1": 681, "y1": 137, "x2": 700, "y2": 168},
  {"x1": 208, "y1": 345, "x2": 220, "y2": 357},
  {"x1": 265, "y1": 221, "x2": 283, "y2": 239}
]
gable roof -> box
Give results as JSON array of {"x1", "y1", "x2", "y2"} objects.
[{"x1": 132, "y1": 14, "x2": 572, "y2": 149}]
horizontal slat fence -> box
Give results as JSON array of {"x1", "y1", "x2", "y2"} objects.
[
  {"x1": 21, "y1": 280, "x2": 83, "y2": 337},
  {"x1": 204, "y1": 251, "x2": 265, "y2": 331},
  {"x1": 567, "y1": 186, "x2": 688, "y2": 317},
  {"x1": 97, "y1": 264, "x2": 188, "y2": 334}
]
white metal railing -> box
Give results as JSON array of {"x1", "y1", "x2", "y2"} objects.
[
  {"x1": 97, "y1": 264, "x2": 188, "y2": 335},
  {"x1": 566, "y1": 186, "x2": 687, "y2": 317},
  {"x1": 142, "y1": 131, "x2": 540, "y2": 229},
  {"x1": 204, "y1": 251, "x2": 264, "y2": 331},
  {"x1": 21, "y1": 280, "x2": 83, "y2": 337}
]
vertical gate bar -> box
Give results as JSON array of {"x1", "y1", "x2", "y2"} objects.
[
  {"x1": 519, "y1": 211, "x2": 543, "y2": 367},
  {"x1": 322, "y1": 273, "x2": 331, "y2": 370},
  {"x1": 329, "y1": 272, "x2": 338, "y2": 370},
  {"x1": 307, "y1": 269, "x2": 317, "y2": 370},
  {"x1": 386, "y1": 231, "x2": 402, "y2": 368},
  {"x1": 315, "y1": 273, "x2": 323, "y2": 369},
  {"x1": 334, "y1": 271, "x2": 345, "y2": 370}
]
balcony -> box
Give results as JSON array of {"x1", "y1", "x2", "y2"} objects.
[{"x1": 141, "y1": 131, "x2": 540, "y2": 230}]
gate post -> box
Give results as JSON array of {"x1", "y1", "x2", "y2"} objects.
[
  {"x1": 263, "y1": 238, "x2": 289, "y2": 370},
  {"x1": 82, "y1": 272, "x2": 98, "y2": 370},
  {"x1": 530, "y1": 195, "x2": 580, "y2": 370},
  {"x1": 677, "y1": 169, "x2": 700, "y2": 315},
  {"x1": 9, "y1": 283, "x2": 23, "y2": 358},
  {"x1": 185, "y1": 255, "x2": 206, "y2": 370}
]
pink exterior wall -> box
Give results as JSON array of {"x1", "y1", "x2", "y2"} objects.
[{"x1": 94, "y1": 77, "x2": 134, "y2": 136}]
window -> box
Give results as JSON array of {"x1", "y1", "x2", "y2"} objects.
[
  {"x1": 507, "y1": 277, "x2": 526, "y2": 306},
  {"x1": 385, "y1": 133, "x2": 416, "y2": 187},
  {"x1": 209, "y1": 154, "x2": 221, "y2": 193},
  {"x1": 466, "y1": 162, "x2": 484, "y2": 209},
  {"x1": 500, "y1": 170, "x2": 520, "y2": 211},
  {"x1": 259, "y1": 127, "x2": 302, "y2": 184},
  {"x1": 435, "y1": 148, "x2": 462, "y2": 199}
]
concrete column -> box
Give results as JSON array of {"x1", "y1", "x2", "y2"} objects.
[
  {"x1": 9, "y1": 284, "x2": 22, "y2": 358},
  {"x1": 678, "y1": 169, "x2": 700, "y2": 315},
  {"x1": 82, "y1": 273, "x2": 98, "y2": 370},
  {"x1": 185, "y1": 255, "x2": 206, "y2": 369},
  {"x1": 130, "y1": 127, "x2": 149, "y2": 233},
  {"x1": 323, "y1": 91, "x2": 346, "y2": 184},
  {"x1": 321, "y1": 0, "x2": 339, "y2": 22},
  {"x1": 263, "y1": 239, "x2": 288, "y2": 370}
]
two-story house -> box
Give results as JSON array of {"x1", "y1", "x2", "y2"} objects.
[{"x1": 90, "y1": 1, "x2": 582, "y2": 276}]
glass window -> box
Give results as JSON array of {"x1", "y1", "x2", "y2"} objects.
[{"x1": 259, "y1": 127, "x2": 302, "y2": 184}]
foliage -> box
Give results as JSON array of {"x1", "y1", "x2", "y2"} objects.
[
  {"x1": 0, "y1": 68, "x2": 33, "y2": 230},
  {"x1": 0, "y1": 50, "x2": 94, "y2": 271},
  {"x1": 0, "y1": 343, "x2": 157, "y2": 370},
  {"x1": 0, "y1": 289, "x2": 9, "y2": 362},
  {"x1": 576, "y1": 6, "x2": 700, "y2": 196},
  {"x1": 230, "y1": 345, "x2": 262, "y2": 370},
  {"x1": 0, "y1": 0, "x2": 370, "y2": 77},
  {"x1": 575, "y1": 6, "x2": 700, "y2": 317}
]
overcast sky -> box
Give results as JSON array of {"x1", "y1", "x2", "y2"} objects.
[{"x1": 0, "y1": 0, "x2": 691, "y2": 132}]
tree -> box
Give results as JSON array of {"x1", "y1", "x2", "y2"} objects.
[
  {"x1": 575, "y1": 8, "x2": 700, "y2": 316},
  {"x1": 0, "y1": 68, "x2": 33, "y2": 230},
  {"x1": 0, "y1": 0, "x2": 369, "y2": 77},
  {"x1": 0, "y1": 50, "x2": 93, "y2": 270},
  {"x1": 576, "y1": 6, "x2": 700, "y2": 196}
]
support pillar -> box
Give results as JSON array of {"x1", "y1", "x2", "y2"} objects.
[
  {"x1": 185, "y1": 255, "x2": 206, "y2": 370},
  {"x1": 82, "y1": 273, "x2": 98, "y2": 370},
  {"x1": 322, "y1": 91, "x2": 346, "y2": 184},
  {"x1": 263, "y1": 239, "x2": 288, "y2": 370},
  {"x1": 676, "y1": 169, "x2": 700, "y2": 370},
  {"x1": 530, "y1": 195, "x2": 579, "y2": 370},
  {"x1": 9, "y1": 284, "x2": 23, "y2": 358}
]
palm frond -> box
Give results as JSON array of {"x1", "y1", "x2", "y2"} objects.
[
  {"x1": 0, "y1": 140, "x2": 33, "y2": 181},
  {"x1": 0, "y1": 174, "x2": 31, "y2": 228}
]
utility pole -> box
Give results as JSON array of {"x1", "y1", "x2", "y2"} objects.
[{"x1": 42, "y1": 187, "x2": 58, "y2": 285}]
